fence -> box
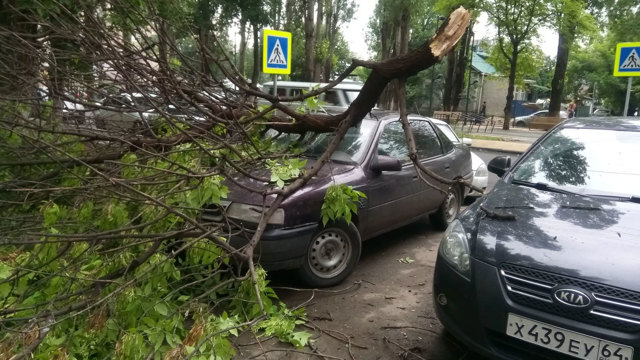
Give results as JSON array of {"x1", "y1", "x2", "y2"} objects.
[{"x1": 431, "y1": 111, "x2": 502, "y2": 134}]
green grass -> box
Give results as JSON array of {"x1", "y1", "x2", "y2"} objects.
[{"x1": 455, "y1": 132, "x2": 503, "y2": 141}]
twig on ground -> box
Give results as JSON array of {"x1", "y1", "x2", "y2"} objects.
[{"x1": 383, "y1": 336, "x2": 428, "y2": 360}]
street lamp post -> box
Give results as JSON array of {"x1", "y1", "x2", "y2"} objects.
[{"x1": 428, "y1": 16, "x2": 445, "y2": 116}]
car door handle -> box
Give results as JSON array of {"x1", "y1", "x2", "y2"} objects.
[{"x1": 444, "y1": 164, "x2": 451, "y2": 169}]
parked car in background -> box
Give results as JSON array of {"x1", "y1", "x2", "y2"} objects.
[
  {"x1": 592, "y1": 108, "x2": 611, "y2": 116},
  {"x1": 90, "y1": 92, "x2": 160, "y2": 132},
  {"x1": 202, "y1": 114, "x2": 472, "y2": 287},
  {"x1": 35, "y1": 89, "x2": 89, "y2": 126},
  {"x1": 431, "y1": 118, "x2": 488, "y2": 200},
  {"x1": 433, "y1": 117, "x2": 640, "y2": 360},
  {"x1": 261, "y1": 80, "x2": 363, "y2": 112},
  {"x1": 513, "y1": 110, "x2": 568, "y2": 128}
]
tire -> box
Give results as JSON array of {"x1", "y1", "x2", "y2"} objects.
[
  {"x1": 297, "y1": 222, "x2": 361, "y2": 288},
  {"x1": 515, "y1": 120, "x2": 525, "y2": 128},
  {"x1": 430, "y1": 186, "x2": 462, "y2": 231}
]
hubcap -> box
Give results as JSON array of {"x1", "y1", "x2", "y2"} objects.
[
  {"x1": 444, "y1": 191, "x2": 458, "y2": 223},
  {"x1": 308, "y1": 229, "x2": 351, "y2": 279}
]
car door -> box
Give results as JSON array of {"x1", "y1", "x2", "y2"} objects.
[
  {"x1": 410, "y1": 119, "x2": 457, "y2": 213},
  {"x1": 363, "y1": 121, "x2": 425, "y2": 238}
]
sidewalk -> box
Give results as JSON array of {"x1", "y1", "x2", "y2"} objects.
[{"x1": 470, "y1": 139, "x2": 531, "y2": 154}]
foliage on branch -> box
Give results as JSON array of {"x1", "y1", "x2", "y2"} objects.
[
  {"x1": 321, "y1": 184, "x2": 367, "y2": 226},
  {"x1": 0, "y1": 1, "x2": 471, "y2": 358}
]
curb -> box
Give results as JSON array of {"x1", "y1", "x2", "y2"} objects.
[{"x1": 470, "y1": 145, "x2": 526, "y2": 155}]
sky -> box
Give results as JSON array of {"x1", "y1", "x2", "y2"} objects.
[{"x1": 344, "y1": 0, "x2": 559, "y2": 60}]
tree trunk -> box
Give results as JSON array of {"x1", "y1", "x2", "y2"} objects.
[
  {"x1": 377, "y1": 7, "x2": 394, "y2": 109},
  {"x1": 303, "y1": 0, "x2": 315, "y2": 81},
  {"x1": 251, "y1": 24, "x2": 260, "y2": 86},
  {"x1": 0, "y1": 3, "x2": 38, "y2": 98},
  {"x1": 238, "y1": 16, "x2": 247, "y2": 76},
  {"x1": 503, "y1": 48, "x2": 518, "y2": 130},
  {"x1": 442, "y1": 51, "x2": 456, "y2": 111},
  {"x1": 451, "y1": 27, "x2": 469, "y2": 111},
  {"x1": 323, "y1": 0, "x2": 334, "y2": 80},
  {"x1": 285, "y1": 0, "x2": 296, "y2": 30},
  {"x1": 549, "y1": 30, "x2": 572, "y2": 117},
  {"x1": 313, "y1": 0, "x2": 324, "y2": 81}
]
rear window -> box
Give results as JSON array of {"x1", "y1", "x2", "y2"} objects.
[{"x1": 511, "y1": 127, "x2": 640, "y2": 197}]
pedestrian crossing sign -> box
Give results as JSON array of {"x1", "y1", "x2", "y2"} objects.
[
  {"x1": 263, "y1": 29, "x2": 291, "y2": 75},
  {"x1": 614, "y1": 42, "x2": 640, "y2": 76}
]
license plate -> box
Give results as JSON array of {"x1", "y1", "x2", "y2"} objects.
[{"x1": 506, "y1": 313, "x2": 634, "y2": 360}]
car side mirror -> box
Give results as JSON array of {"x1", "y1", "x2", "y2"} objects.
[
  {"x1": 488, "y1": 156, "x2": 512, "y2": 177},
  {"x1": 462, "y1": 138, "x2": 472, "y2": 146},
  {"x1": 371, "y1": 155, "x2": 402, "y2": 173}
]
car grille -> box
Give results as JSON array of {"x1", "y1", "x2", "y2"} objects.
[{"x1": 500, "y1": 263, "x2": 640, "y2": 332}]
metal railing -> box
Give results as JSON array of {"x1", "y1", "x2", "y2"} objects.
[{"x1": 431, "y1": 111, "x2": 500, "y2": 134}]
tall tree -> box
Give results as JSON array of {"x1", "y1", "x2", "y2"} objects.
[
  {"x1": 303, "y1": 0, "x2": 316, "y2": 80},
  {"x1": 548, "y1": 0, "x2": 597, "y2": 117},
  {"x1": 368, "y1": 0, "x2": 433, "y2": 110},
  {"x1": 436, "y1": 0, "x2": 478, "y2": 112},
  {"x1": 483, "y1": 0, "x2": 549, "y2": 129},
  {"x1": 312, "y1": 0, "x2": 324, "y2": 81}
]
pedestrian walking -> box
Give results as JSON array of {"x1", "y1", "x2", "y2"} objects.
[
  {"x1": 475, "y1": 101, "x2": 487, "y2": 124},
  {"x1": 568, "y1": 100, "x2": 577, "y2": 119}
]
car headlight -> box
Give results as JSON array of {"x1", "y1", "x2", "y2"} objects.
[
  {"x1": 226, "y1": 203, "x2": 285, "y2": 225},
  {"x1": 439, "y1": 220, "x2": 471, "y2": 279},
  {"x1": 474, "y1": 162, "x2": 488, "y2": 178}
]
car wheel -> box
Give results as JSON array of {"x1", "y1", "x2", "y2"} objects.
[
  {"x1": 298, "y1": 222, "x2": 361, "y2": 287},
  {"x1": 430, "y1": 186, "x2": 461, "y2": 231},
  {"x1": 515, "y1": 121, "x2": 525, "y2": 127}
]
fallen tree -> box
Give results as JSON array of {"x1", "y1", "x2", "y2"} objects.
[{"x1": 0, "y1": 2, "x2": 470, "y2": 358}]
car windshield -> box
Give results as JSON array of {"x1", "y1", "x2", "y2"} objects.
[
  {"x1": 511, "y1": 127, "x2": 640, "y2": 198},
  {"x1": 266, "y1": 119, "x2": 378, "y2": 164},
  {"x1": 435, "y1": 123, "x2": 460, "y2": 144}
]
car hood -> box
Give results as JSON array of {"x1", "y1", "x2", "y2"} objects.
[
  {"x1": 224, "y1": 158, "x2": 357, "y2": 206},
  {"x1": 471, "y1": 181, "x2": 640, "y2": 292}
]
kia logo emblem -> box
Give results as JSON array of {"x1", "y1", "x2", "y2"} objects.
[{"x1": 554, "y1": 288, "x2": 591, "y2": 308}]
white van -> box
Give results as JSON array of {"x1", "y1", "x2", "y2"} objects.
[{"x1": 261, "y1": 80, "x2": 363, "y2": 110}]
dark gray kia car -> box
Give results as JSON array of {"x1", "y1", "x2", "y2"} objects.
[
  {"x1": 433, "y1": 117, "x2": 640, "y2": 360},
  {"x1": 202, "y1": 114, "x2": 472, "y2": 287}
]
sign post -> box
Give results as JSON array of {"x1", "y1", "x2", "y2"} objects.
[
  {"x1": 613, "y1": 42, "x2": 640, "y2": 116},
  {"x1": 262, "y1": 29, "x2": 292, "y2": 97}
]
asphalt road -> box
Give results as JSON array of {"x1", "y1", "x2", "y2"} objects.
[{"x1": 243, "y1": 150, "x2": 518, "y2": 360}]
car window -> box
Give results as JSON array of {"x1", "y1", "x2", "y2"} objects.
[
  {"x1": 435, "y1": 123, "x2": 460, "y2": 144},
  {"x1": 324, "y1": 90, "x2": 341, "y2": 106},
  {"x1": 377, "y1": 121, "x2": 410, "y2": 163},
  {"x1": 433, "y1": 125, "x2": 455, "y2": 154},
  {"x1": 511, "y1": 127, "x2": 640, "y2": 198},
  {"x1": 103, "y1": 95, "x2": 128, "y2": 108},
  {"x1": 412, "y1": 120, "x2": 444, "y2": 159}
]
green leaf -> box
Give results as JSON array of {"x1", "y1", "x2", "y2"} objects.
[
  {"x1": 42, "y1": 202, "x2": 60, "y2": 227},
  {"x1": 290, "y1": 331, "x2": 313, "y2": 348},
  {"x1": 0, "y1": 262, "x2": 12, "y2": 279},
  {"x1": 154, "y1": 303, "x2": 168, "y2": 316}
]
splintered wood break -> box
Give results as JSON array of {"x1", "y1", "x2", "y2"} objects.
[{"x1": 429, "y1": 7, "x2": 471, "y2": 59}]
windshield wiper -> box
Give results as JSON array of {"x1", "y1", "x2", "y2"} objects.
[
  {"x1": 511, "y1": 179, "x2": 582, "y2": 196},
  {"x1": 587, "y1": 194, "x2": 640, "y2": 204}
]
